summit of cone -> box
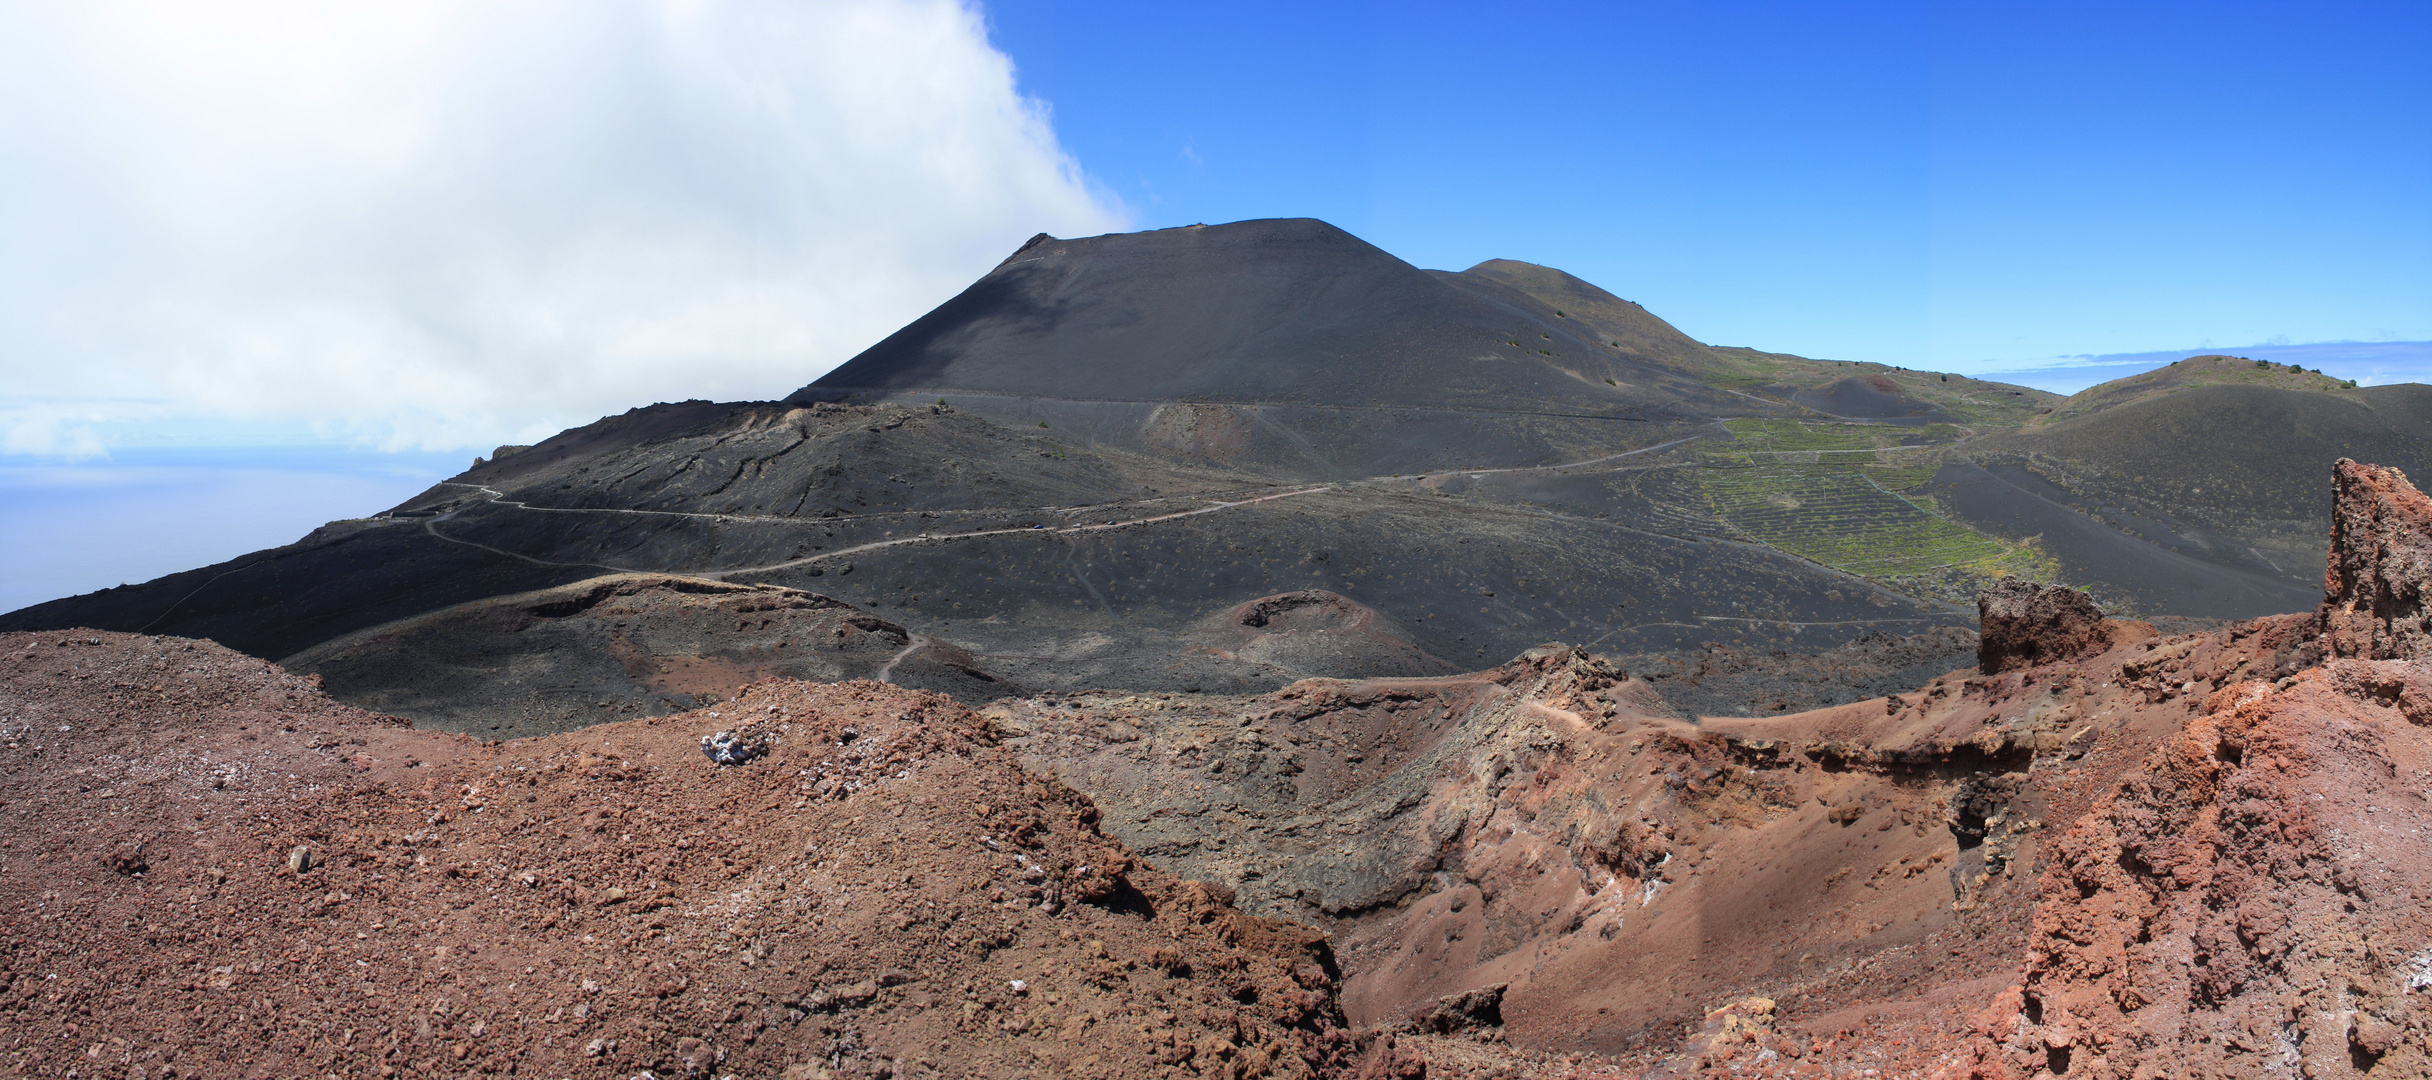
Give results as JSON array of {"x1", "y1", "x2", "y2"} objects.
[
  {"x1": 11, "y1": 216, "x2": 2432, "y2": 722},
  {"x1": 793, "y1": 217, "x2": 1733, "y2": 417}
]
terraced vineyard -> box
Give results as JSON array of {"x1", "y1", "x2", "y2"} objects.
[{"x1": 1699, "y1": 420, "x2": 2055, "y2": 583}]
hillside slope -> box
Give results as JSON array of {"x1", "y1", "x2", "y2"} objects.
[
  {"x1": 1952, "y1": 380, "x2": 2432, "y2": 610},
  {"x1": 9, "y1": 218, "x2": 2428, "y2": 730},
  {"x1": 797, "y1": 219, "x2": 1735, "y2": 419},
  {"x1": 12, "y1": 458, "x2": 2432, "y2": 1077}
]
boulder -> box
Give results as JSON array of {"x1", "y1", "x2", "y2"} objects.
[
  {"x1": 1977, "y1": 579, "x2": 2107, "y2": 674},
  {"x1": 2318, "y1": 458, "x2": 2432, "y2": 661},
  {"x1": 1410, "y1": 984, "x2": 1506, "y2": 1035}
]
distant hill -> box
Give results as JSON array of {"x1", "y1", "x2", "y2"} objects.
[
  {"x1": 1952, "y1": 377, "x2": 2432, "y2": 608},
  {"x1": 9, "y1": 218, "x2": 2425, "y2": 729},
  {"x1": 2028, "y1": 353, "x2": 2363, "y2": 424}
]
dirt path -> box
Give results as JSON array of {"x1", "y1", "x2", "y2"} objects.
[
  {"x1": 874, "y1": 632, "x2": 928, "y2": 683},
  {"x1": 1378, "y1": 433, "x2": 1701, "y2": 482},
  {"x1": 707, "y1": 484, "x2": 1337, "y2": 578},
  {"x1": 410, "y1": 431, "x2": 1710, "y2": 582}
]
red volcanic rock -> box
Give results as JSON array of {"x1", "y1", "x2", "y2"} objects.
[
  {"x1": 2319, "y1": 457, "x2": 2432, "y2": 661},
  {"x1": 1977, "y1": 579, "x2": 2108, "y2": 674},
  {"x1": 1410, "y1": 984, "x2": 1506, "y2": 1035},
  {"x1": 1988, "y1": 665, "x2": 2432, "y2": 1077}
]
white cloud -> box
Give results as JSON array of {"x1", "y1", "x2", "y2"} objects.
[{"x1": 0, "y1": 0, "x2": 1127, "y2": 455}]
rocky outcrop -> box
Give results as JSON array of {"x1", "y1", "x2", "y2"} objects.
[
  {"x1": 1955, "y1": 466, "x2": 2432, "y2": 1076},
  {"x1": 1980, "y1": 666, "x2": 2432, "y2": 1078},
  {"x1": 1977, "y1": 578, "x2": 2108, "y2": 674},
  {"x1": 1410, "y1": 984, "x2": 1506, "y2": 1035},
  {"x1": 2318, "y1": 457, "x2": 2432, "y2": 661}
]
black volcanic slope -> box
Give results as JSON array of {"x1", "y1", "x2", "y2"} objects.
[
  {"x1": 789, "y1": 220, "x2": 1830, "y2": 483},
  {"x1": 1957, "y1": 381, "x2": 2432, "y2": 608},
  {"x1": 1450, "y1": 259, "x2": 1726, "y2": 378},
  {"x1": 800, "y1": 218, "x2": 1736, "y2": 417},
  {"x1": 1, "y1": 395, "x2": 1965, "y2": 704},
  {"x1": 10, "y1": 220, "x2": 2429, "y2": 731}
]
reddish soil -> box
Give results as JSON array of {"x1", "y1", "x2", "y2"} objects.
[
  {"x1": 0, "y1": 634, "x2": 1368, "y2": 1079},
  {"x1": 1005, "y1": 468, "x2": 2432, "y2": 1078},
  {"x1": 14, "y1": 461, "x2": 2432, "y2": 1079},
  {"x1": 8, "y1": 617, "x2": 2418, "y2": 1079}
]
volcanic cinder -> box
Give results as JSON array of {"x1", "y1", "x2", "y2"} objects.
[
  {"x1": 7, "y1": 219, "x2": 2432, "y2": 1078},
  {"x1": 9, "y1": 456, "x2": 2432, "y2": 1077}
]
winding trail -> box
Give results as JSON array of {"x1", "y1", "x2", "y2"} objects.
[
  {"x1": 874, "y1": 633, "x2": 929, "y2": 684},
  {"x1": 402, "y1": 429, "x2": 1713, "y2": 581},
  {"x1": 707, "y1": 484, "x2": 1337, "y2": 579},
  {"x1": 1390, "y1": 434, "x2": 1700, "y2": 482},
  {"x1": 387, "y1": 432, "x2": 1716, "y2": 609},
  {"x1": 420, "y1": 492, "x2": 636, "y2": 574}
]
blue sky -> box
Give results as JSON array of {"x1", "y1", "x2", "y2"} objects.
[
  {"x1": 988, "y1": 0, "x2": 2431, "y2": 370},
  {"x1": 3, "y1": 0, "x2": 2428, "y2": 611}
]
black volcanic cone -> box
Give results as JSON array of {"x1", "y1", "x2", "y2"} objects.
[{"x1": 793, "y1": 218, "x2": 1729, "y2": 417}]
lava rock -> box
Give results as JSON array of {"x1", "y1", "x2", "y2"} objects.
[
  {"x1": 2319, "y1": 458, "x2": 2432, "y2": 661},
  {"x1": 1977, "y1": 579, "x2": 2106, "y2": 674},
  {"x1": 700, "y1": 730, "x2": 765, "y2": 766},
  {"x1": 1411, "y1": 983, "x2": 1506, "y2": 1035},
  {"x1": 101, "y1": 840, "x2": 147, "y2": 876}
]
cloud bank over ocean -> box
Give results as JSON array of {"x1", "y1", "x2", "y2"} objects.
[{"x1": 0, "y1": 0, "x2": 1127, "y2": 457}]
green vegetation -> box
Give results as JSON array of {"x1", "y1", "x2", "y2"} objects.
[
  {"x1": 1719, "y1": 418, "x2": 1959, "y2": 454},
  {"x1": 1697, "y1": 420, "x2": 2057, "y2": 587}
]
